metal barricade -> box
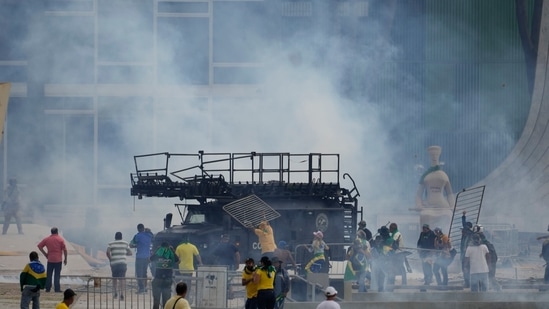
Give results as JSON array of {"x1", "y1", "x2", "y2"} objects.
[
  {"x1": 83, "y1": 268, "x2": 246, "y2": 309},
  {"x1": 86, "y1": 276, "x2": 153, "y2": 309}
]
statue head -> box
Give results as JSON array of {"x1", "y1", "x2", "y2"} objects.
[{"x1": 427, "y1": 146, "x2": 442, "y2": 166}]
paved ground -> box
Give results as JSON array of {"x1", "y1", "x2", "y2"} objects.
[
  {"x1": 0, "y1": 223, "x2": 546, "y2": 308},
  {"x1": 0, "y1": 223, "x2": 110, "y2": 309}
]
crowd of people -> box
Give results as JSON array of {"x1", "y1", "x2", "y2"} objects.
[
  {"x1": 17, "y1": 212, "x2": 549, "y2": 309},
  {"x1": 344, "y1": 214, "x2": 504, "y2": 293}
]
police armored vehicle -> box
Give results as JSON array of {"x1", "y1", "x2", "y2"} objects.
[{"x1": 130, "y1": 151, "x2": 361, "y2": 267}]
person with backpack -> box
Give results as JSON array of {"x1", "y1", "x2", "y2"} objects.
[
  {"x1": 433, "y1": 227, "x2": 452, "y2": 286},
  {"x1": 389, "y1": 223, "x2": 409, "y2": 285}
]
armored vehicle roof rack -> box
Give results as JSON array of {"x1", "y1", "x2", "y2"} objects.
[{"x1": 130, "y1": 151, "x2": 359, "y2": 207}]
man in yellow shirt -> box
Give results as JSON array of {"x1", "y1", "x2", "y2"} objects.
[
  {"x1": 253, "y1": 256, "x2": 276, "y2": 309},
  {"x1": 254, "y1": 221, "x2": 277, "y2": 258},
  {"x1": 175, "y1": 237, "x2": 202, "y2": 276},
  {"x1": 55, "y1": 288, "x2": 76, "y2": 309},
  {"x1": 241, "y1": 258, "x2": 258, "y2": 309},
  {"x1": 164, "y1": 282, "x2": 191, "y2": 309}
]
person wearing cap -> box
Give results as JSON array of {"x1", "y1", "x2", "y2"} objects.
[
  {"x1": 37, "y1": 227, "x2": 67, "y2": 293},
  {"x1": 304, "y1": 231, "x2": 329, "y2": 273},
  {"x1": 163, "y1": 282, "x2": 191, "y2": 309},
  {"x1": 460, "y1": 211, "x2": 474, "y2": 288},
  {"x1": 253, "y1": 256, "x2": 276, "y2": 309},
  {"x1": 315, "y1": 286, "x2": 340, "y2": 309},
  {"x1": 433, "y1": 227, "x2": 451, "y2": 286},
  {"x1": 20, "y1": 251, "x2": 46, "y2": 309},
  {"x1": 55, "y1": 288, "x2": 76, "y2": 309},
  {"x1": 273, "y1": 241, "x2": 296, "y2": 270},
  {"x1": 417, "y1": 223, "x2": 436, "y2": 286},
  {"x1": 357, "y1": 220, "x2": 372, "y2": 241},
  {"x1": 272, "y1": 257, "x2": 290, "y2": 309},
  {"x1": 242, "y1": 257, "x2": 258, "y2": 309},
  {"x1": 464, "y1": 233, "x2": 490, "y2": 292}
]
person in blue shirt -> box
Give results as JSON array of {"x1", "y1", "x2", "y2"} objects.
[{"x1": 130, "y1": 223, "x2": 154, "y2": 294}]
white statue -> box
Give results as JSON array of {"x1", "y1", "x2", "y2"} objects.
[{"x1": 415, "y1": 146, "x2": 455, "y2": 233}]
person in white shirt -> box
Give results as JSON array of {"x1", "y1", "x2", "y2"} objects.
[
  {"x1": 464, "y1": 234, "x2": 490, "y2": 292},
  {"x1": 315, "y1": 286, "x2": 340, "y2": 309}
]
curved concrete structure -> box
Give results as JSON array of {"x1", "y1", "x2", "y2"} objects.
[{"x1": 476, "y1": 1, "x2": 549, "y2": 231}]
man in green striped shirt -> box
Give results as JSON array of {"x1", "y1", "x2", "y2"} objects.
[{"x1": 107, "y1": 231, "x2": 133, "y2": 300}]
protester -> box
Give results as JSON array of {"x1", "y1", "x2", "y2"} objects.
[
  {"x1": 163, "y1": 282, "x2": 191, "y2": 309},
  {"x1": 433, "y1": 227, "x2": 451, "y2": 286},
  {"x1": 20, "y1": 251, "x2": 46, "y2": 309},
  {"x1": 389, "y1": 222, "x2": 409, "y2": 285},
  {"x1": 2, "y1": 178, "x2": 23, "y2": 234},
  {"x1": 464, "y1": 234, "x2": 490, "y2": 292},
  {"x1": 106, "y1": 231, "x2": 132, "y2": 300},
  {"x1": 461, "y1": 211, "x2": 474, "y2": 288},
  {"x1": 346, "y1": 236, "x2": 370, "y2": 292},
  {"x1": 253, "y1": 256, "x2": 276, "y2": 309},
  {"x1": 272, "y1": 257, "x2": 290, "y2": 309},
  {"x1": 242, "y1": 257, "x2": 258, "y2": 309},
  {"x1": 273, "y1": 241, "x2": 296, "y2": 269},
  {"x1": 213, "y1": 234, "x2": 240, "y2": 270},
  {"x1": 55, "y1": 288, "x2": 76, "y2": 309},
  {"x1": 150, "y1": 241, "x2": 179, "y2": 309},
  {"x1": 540, "y1": 224, "x2": 549, "y2": 285},
  {"x1": 304, "y1": 231, "x2": 329, "y2": 273},
  {"x1": 254, "y1": 220, "x2": 277, "y2": 259},
  {"x1": 475, "y1": 226, "x2": 501, "y2": 291},
  {"x1": 130, "y1": 223, "x2": 153, "y2": 294},
  {"x1": 37, "y1": 227, "x2": 67, "y2": 293},
  {"x1": 357, "y1": 220, "x2": 372, "y2": 241},
  {"x1": 315, "y1": 286, "x2": 340, "y2": 309},
  {"x1": 175, "y1": 236, "x2": 202, "y2": 276},
  {"x1": 417, "y1": 224, "x2": 436, "y2": 286},
  {"x1": 371, "y1": 226, "x2": 395, "y2": 292}
]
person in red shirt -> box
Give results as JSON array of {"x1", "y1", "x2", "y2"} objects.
[{"x1": 37, "y1": 227, "x2": 67, "y2": 293}]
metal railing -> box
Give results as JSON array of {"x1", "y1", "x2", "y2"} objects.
[{"x1": 84, "y1": 268, "x2": 246, "y2": 309}]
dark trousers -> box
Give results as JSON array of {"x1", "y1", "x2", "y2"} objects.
[
  {"x1": 135, "y1": 258, "x2": 149, "y2": 291},
  {"x1": 2, "y1": 208, "x2": 22, "y2": 234},
  {"x1": 245, "y1": 297, "x2": 258, "y2": 309},
  {"x1": 152, "y1": 278, "x2": 172, "y2": 309},
  {"x1": 46, "y1": 262, "x2": 62, "y2": 292},
  {"x1": 461, "y1": 257, "x2": 470, "y2": 287},
  {"x1": 257, "y1": 289, "x2": 275, "y2": 309}
]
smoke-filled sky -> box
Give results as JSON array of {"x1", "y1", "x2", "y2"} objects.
[{"x1": 0, "y1": 0, "x2": 542, "y2": 248}]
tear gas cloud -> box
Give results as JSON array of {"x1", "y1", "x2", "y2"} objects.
[{"x1": 1, "y1": 1, "x2": 540, "y2": 251}]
